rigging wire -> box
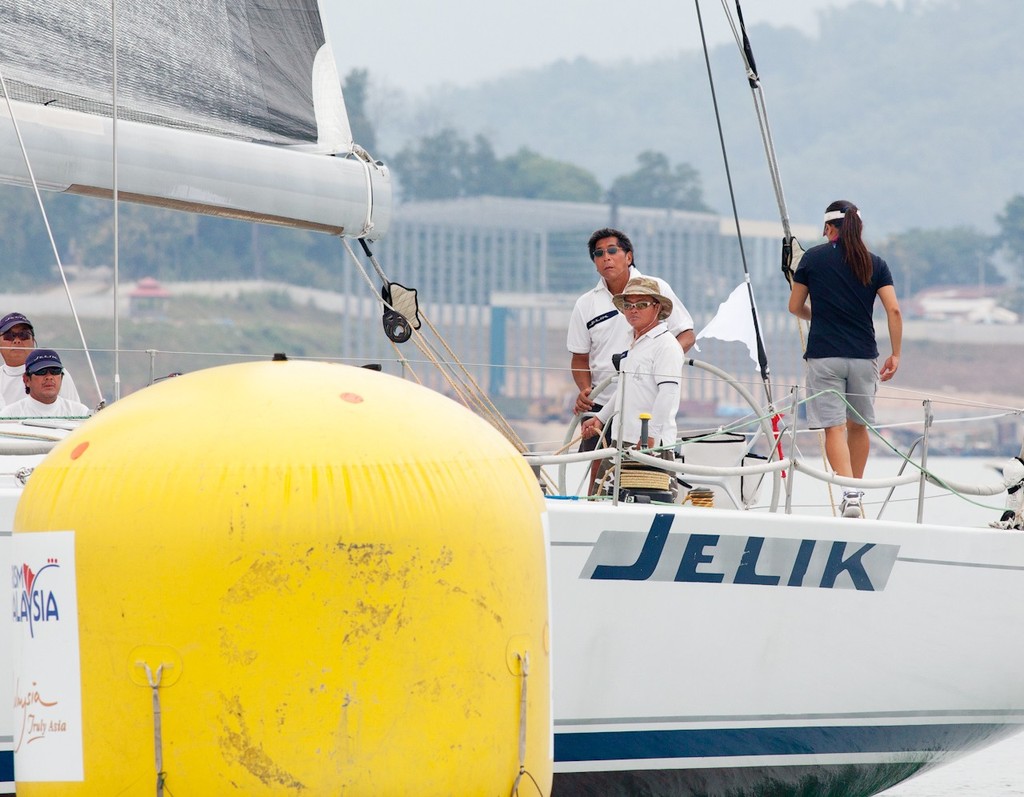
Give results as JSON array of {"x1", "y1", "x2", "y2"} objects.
[
  {"x1": 693, "y1": 0, "x2": 774, "y2": 410},
  {"x1": 721, "y1": 0, "x2": 808, "y2": 337},
  {"x1": 0, "y1": 69, "x2": 106, "y2": 408},
  {"x1": 339, "y1": 238, "x2": 535, "y2": 458},
  {"x1": 721, "y1": 1, "x2": 793, "y2": 243}
]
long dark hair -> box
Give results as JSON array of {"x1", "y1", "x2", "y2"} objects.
[{"x1": 825, "y1": 200, "x2": 872, "y2": 286}]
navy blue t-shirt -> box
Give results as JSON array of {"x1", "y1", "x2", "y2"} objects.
[{"x1": 792, "y1": 242, "x2": 894, "y2": 360}]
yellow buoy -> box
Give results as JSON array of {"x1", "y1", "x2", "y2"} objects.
[{"x1": 12, "y1": 360, "x2": 551, "y2": 795}]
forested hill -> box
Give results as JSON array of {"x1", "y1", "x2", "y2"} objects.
[
  {"x1": 412, "y1": 0, "x2": 1024, "y2": 235},
  {"x1": 3, "y1": 0, "x2": 1022, "y2": 295}
]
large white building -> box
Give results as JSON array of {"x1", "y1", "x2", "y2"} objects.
[{"x1": 333, "y1": 196, "x2": 821, "y2": 416}]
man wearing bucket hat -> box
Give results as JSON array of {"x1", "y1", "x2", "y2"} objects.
[
  {"x1": 0, "y1": 312, "x2": 82, "y2": 407},
  {"x1": 0, "y1": 349, "x2": 90, "y2": 419},
  {"x1": 568, "y1": 230, "x2": 693, "y2": 495},
  {"x1": 581, "y1": 276, "x2": 684, "y2": 452},
  {"x1": 568, "y1": 230, "x2": 694, "y2": 427}
]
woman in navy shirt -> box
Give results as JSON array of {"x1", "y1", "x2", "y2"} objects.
[{"x1": 789, "y1": 200, "x2": 903, "y2": 516}]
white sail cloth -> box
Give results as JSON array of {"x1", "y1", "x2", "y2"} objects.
[
  {"x1": 695, "y1": 283, "x2": 761, "y2": 369},
  {"x1": 0, "y1": 0, "x2": 391, "y2": 237}
]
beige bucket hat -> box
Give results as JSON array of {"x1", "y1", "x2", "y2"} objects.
[{"x1": 612, "y1": 276, "x2": 673, "y2": 321}]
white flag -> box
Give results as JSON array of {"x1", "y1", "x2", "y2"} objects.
[{"x1": 694, "y1": 283, "x2": 760, "y2": 370}]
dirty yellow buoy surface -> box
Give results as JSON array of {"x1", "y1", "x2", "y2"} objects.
[{"x1": 12, "y1": 360, "x2": 551, "y2": 795}]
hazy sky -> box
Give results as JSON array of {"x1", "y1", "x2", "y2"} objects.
[{"x1": 323, "y1": 0, "x2": 908, "y2": 91}]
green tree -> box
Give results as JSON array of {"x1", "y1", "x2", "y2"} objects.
[
  {"x1": 342, "y1": 69, "x2": 377, "y2": 154},
  {"x1": 875, "y1": 226, "x2": 1000, "y2": 300},
  {"x1": 996, "y1": 194, "x2": 1024, "y2": 271},
  {"x1": 392, "y1": 130, "x2": 602, "y2": 202},
  {"x1": 392, "y1": 129, "x2": 472, "y2": 200},
  {"x1": 608, "y1": 151, "x2": 712, "y2": 212},
  {"x1": 499, "y1": 148, "x2": 602, "y2": 202},
  {"x1": 463, "y1": 134, "x2": 502, "y2": 197}
]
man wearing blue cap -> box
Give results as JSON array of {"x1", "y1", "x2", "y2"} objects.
[
  {"x1": 0, "y1": 349, "x2": 90, "y2": 419},
  {"x1": 0, "y1": 312, "x2": 81, "y2": 407}
]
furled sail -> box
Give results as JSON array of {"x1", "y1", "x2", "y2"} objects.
[{"x1": 0, "y1": 0, "x2": 390, "y2": 237}]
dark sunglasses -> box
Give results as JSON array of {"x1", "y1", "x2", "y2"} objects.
[
  {"x1": 2, "y1": 330, "x2": 34, "y2": 341},
  {"x1": 31, "y1": 367, "x2": 63, "y2": 376},
  {"x1": 592, "y1": 246, "x2": 623, "y2": 258}
]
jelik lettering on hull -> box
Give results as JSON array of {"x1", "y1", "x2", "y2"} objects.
[{"x1": 581, "y1": 513, "x2": 899, "y2": 591}]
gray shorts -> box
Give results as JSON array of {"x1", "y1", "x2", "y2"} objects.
[{"x1": 804, "y1": 357, "x2": 878, "y2": 429}]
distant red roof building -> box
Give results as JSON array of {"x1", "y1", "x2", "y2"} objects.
[{"x1": 129, "y1": 277, "x2": 171, "y2": 318}]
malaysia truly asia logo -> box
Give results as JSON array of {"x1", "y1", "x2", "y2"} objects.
[{"x1": 11, "y1": 557, "x2": 62, "y2": 637}]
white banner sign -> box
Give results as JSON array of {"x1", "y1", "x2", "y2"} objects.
[
  {"x1": 11, "y1": 530, "x2": 83, "y2": 781},
  {"x1": 1, "y1": 532, "x2": 13, "y2": 791}
]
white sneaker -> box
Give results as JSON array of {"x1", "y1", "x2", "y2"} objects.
[{"x1": 840, "y1": 490, "x2": 864, "y2": 518}]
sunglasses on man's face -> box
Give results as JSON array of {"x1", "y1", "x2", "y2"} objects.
[
  {"x1": 2, "y1": 330, "x2": 33, "y2": 341},
  {"x1": 592, "y1": 246, "x2": 623, "y2": 259},
  {"x1": 31, "y1": 367, "x2": 63, "y2": 377}
]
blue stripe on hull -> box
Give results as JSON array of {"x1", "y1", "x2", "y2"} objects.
[
  {"x1": 553, "y1": 722, "x2": 1024, "y2": 797},
  {"x1": 0, "y1": 746, "x2": 11, "y2": 796},
  {"x1": 555, "y1": 721, "x2": 1013, "y2": 761}
]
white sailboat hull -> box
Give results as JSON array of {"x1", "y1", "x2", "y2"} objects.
[
  {"x1": 546, "y1": 499, "x2": 1024, "y2": 795},
  {"x1": 0, "y1": 100, "x2": 391, "y2": 237}
]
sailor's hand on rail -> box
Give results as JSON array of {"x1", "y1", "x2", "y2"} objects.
[
  {"x1": 574, "y1": 386, "x2": 595, "y2": 415},
  {"x1": 880, "y1": 354, "x2": 900, "y2": 382},
  {"x1": 580, "y1": 417, "x2": 603, "y2": 439}
]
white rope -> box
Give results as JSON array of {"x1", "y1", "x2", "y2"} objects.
[{"x1": 350, "y1": 145, "x2": 376, "y2": 238}]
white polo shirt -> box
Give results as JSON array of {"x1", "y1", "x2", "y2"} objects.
[
  {"x1": 596, "y1": 323, "x2": 683, "y2": 447},
  {"x1": 567, "y1": 267, "x2": 693, "y2": 405},
  {"x1": 0, "y1": 394, "x2": 90, "y2": 419},
  {"x1": 1, "y1": 363, "x2": 81, "y2": 407}
]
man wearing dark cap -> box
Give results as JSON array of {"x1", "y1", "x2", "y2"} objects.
[
  {"x1": 0, "y1": 312, "x2": 81, "y2": 407},
  {"x1": 0, "y1": 349, "x2": 90, "y2": 419}
]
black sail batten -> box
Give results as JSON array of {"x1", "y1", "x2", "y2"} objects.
[{"x1": 735, "y1": 0, "x2": 759, "y2": 90}]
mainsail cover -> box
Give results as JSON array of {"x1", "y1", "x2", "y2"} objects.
[{"x1": 0, "y1": 0, "x2": 391, "y2": 237}]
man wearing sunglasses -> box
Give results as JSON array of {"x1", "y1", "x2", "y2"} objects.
[
  {"x1": 581, "y1": 277, "x2": 683, "y2": 453},
  {"x1": 0, "y1": 349, "x2": 90, "y2": 419},
  {"x1": 567, "y1": 228, "x2": 694, "y2": 488},
  {"x1": 0, "y1": 312, "x2": 82, "y2": 407}
]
